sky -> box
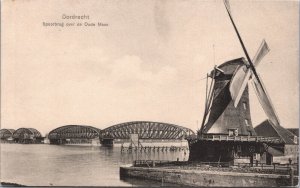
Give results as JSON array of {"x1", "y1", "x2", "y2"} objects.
[{"x1": 1, "y1": 0, "x2": 299, "y2": 135}]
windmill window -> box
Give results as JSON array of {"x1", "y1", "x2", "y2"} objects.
[
  {"x1": 245, "y1": 119, "x2": 249, "y2": 126},
  {"x1": 228, "y1": 128, "x2": 238, "y2": 136},
  {"x1": 293, "y1": 136, "x2": 298, "y2": 144},
  {"x1": 243, "y1": 102, "x2": 247, "y2": 110}
]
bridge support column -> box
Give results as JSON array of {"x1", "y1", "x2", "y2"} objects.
[{"x1": 100, "y1": 138, "x2": 114, "y2": 146}]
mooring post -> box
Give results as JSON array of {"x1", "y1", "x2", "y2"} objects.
[
  {"x1": 161, "y1": 171, "x2": 164, "y2": 186},
  {"x1": 289, "y1": 167, "x2": 294, "y2": 186}
]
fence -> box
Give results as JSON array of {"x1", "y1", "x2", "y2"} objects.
[
  {"x1": 199, "y1": 135, "x2": 283, "y2": 143},
  {"x1": 133, "y1": 160, "x2": 231, "y2": 168}
]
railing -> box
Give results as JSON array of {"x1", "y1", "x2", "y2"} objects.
[
  {"x1": 236, "y1": 162, "x2": 298, "y2": 175},
  {"x1": 186, "y1": 161, "x2": 231, "y2": 167},
  {"x1": 133, "y1": 160, "x2": 231, "y2": 168},
  {"x1": 134, "y1": 160, "x2": 173, "y2": 167},
  {"x1": 243, "y1": 162, "x2": 298, "y2": 170},
  {"x1": 198, "y1": 135, "x2": 283, "y2": 143}
]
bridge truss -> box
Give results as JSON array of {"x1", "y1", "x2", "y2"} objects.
[
  {"x1": 13, "y1": 128, "x2": 42, "y2": 139},
  {"x1": 0, "y1": 129, "x2": 15, "y2": 139},
  {"x1": 48, "y1": 125, "x2": 101, "y2": 140},
  {"x1": 100, "y1": 121, "x2": 195, "y2": 140}
]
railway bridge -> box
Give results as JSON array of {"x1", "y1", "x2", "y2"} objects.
[
  {"x1": 0, "y1": 129, "x2": 15, "y2": 143},
  {"x1": 99, "y1": 121, "x2": 195, "y2": 146},
  {"x1": 45, "y1": 122, "x2": 195, "y2": 146},
  {"x1": 13, "y1": 128, "x2": 43, "y2": 144},
  {"x1": 48, "y1": 125, "x2": 101, "y2": 145}
]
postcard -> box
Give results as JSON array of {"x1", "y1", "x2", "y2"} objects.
[{"x1": 1, "y1": 0, "x2": 299, "y2": 187}]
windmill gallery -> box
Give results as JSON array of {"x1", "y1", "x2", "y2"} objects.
[{"x1": 120, "y1": 1, "x2": 298, "y2": 187}]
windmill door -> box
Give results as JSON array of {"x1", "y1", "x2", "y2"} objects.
[{"x1": 266, "y1": 152, "x2": 273, "y2": 165}]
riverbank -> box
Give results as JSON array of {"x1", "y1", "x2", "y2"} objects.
[{"x1": 120, "y1": 163, "x2": 298, "y2": 187}]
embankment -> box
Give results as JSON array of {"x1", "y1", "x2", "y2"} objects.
[{"x1": 120, "y1": 165, "x2": 297, "y2": 187}]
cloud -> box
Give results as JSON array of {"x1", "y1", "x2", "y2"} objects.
[{"x1": 110, "y1": 55, "x2": 177, "y2": 88}]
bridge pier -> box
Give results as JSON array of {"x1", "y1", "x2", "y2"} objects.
[
  {"x1": 49, "y1": 139, "x2": 66, "y2": 145},
  {"x1": 100, "y1": 138, "x2": 114, "y2": 147}
]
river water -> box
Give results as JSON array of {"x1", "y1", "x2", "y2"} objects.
[{"x1": 0, "y1": 143, "x2": 188, "y2": 186}]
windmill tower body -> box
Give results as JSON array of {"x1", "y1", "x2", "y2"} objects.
[
  {"x1": 202, "y1": 58, "x2": 256, "y2": 136},
  {"x1": 188, "y1": 58, "x2": 264, "y2": 163},
  {"x1": 188, "y1": 58, "x2": 296, "y2": 164}
]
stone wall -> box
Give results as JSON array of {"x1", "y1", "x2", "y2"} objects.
[{"x1": 120, "y1": 166, "x2": 296, "y2": 187}]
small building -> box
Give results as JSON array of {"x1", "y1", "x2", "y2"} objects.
[
  {"x1": 255, "y1": 120, "x2": 298, "y2": 164},
  {"x1": 0, "y1": 129, "x2": 15, "y2": 143},
  {"x1": 12, "y1": 128, "x2": 44, "y2": 144}
]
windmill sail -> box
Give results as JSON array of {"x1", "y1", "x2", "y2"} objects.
[
  {"x1": 224, "y1": 0, "x2": 269, "y2": 99},
  {"x1": 251, "y1": 75, "x2": 280, "y2": 126},
  {"x1": 230, "y1": 40, "x2": 270, "y2": 107},
  {"x1": 224, "y1": 0, "x2": 231, "y2": 14},
  {"x1": 252, "y1": 39, "x2": 270, "y2": 67},
  {"x1": 230, "y1": 65, "x2": 251, "y2": 107}
]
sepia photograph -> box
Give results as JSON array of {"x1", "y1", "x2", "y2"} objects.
[{"x1": 1, "y1": 0, "x2": 299, "y2": 187}]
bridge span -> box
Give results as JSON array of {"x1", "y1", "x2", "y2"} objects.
[
  {"x1": 99, "y1": 121, "x2": 195, "y2": 146},
  {"x1": 48, "y1": 125, "x2": 101, "y2": 145}
]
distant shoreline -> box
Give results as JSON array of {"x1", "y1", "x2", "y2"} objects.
[{"x1": 1, "y1": 182, "x2": 26, "y2": 187}]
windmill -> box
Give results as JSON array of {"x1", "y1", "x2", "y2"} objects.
[
  {"x1": 223, "y1": 0, "x2": 280, "y2": 128},
  {"x1": 188, "y1": 0, "x2": 296, "y2": 164}
]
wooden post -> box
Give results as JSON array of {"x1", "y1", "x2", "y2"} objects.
[
  {"x1": 250, "y1": 155, "x2": 253, "y2": 167},
  {"x1": 289, "y1": 167, "x2": 294, "y2": 186},
  {"x1": 297, "y1": 156, "x2": 299, "y2": 176},
  {"x1": 161, "y1": 171, "x2": 164, "y2": 186}
]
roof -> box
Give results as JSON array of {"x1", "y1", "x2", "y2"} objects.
[
  {"x1": 267, "y1": 146, "x2": 284, "y2": 156},
  {"x1": 254, "y1": 120, "x2": 297, "y2": 145}
]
